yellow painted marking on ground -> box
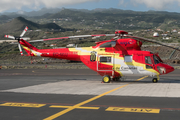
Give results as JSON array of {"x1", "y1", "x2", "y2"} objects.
[
  {"x1": 135, "y1": 76, "x2": 148, "y2": 82},
  {"x1": 106, "y1": 107, "x2": 160, "y2": 114},
  {"x1": 0, "y1": 102, "x2": 46, "y2": 108},
  {"x1": 50, "y1": 105, "x2": 99, "y2": 110},
  {"x1": 43, "y1": 76, "x2": 148, "y2": 120}
]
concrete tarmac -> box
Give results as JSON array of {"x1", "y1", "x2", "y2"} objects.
[{"x1": 0, "y1": 69, "x2": 180, "y2": 120}]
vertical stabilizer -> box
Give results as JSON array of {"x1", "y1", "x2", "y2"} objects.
[{"x1": 20, "y1": 39, "x2": 40, "y2": 56}]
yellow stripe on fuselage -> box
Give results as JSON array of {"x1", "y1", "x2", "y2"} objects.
[{"x1": 69, "y1": 47, "x2": 94, "y2": 55}]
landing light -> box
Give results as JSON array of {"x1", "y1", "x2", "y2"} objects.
[{"x1": 157, "y1": 66, "x2": 166, "y2": 74}]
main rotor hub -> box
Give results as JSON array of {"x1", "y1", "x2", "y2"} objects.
[
  {"x1": 15, "y1": 37, "x2": 21, "y2": 41},
  {"x1": 114, "y1": 30, "x2": 128, "y2": 39},
  {"x1": 115, "y1": 30, "x2": 128, "y2": 35}
]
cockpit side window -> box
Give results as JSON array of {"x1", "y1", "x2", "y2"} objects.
[
  {"x1": 145, "y1": 56, "x2": 152, "y2": 64},
  {"x1": 153, "y1": 55, "x2": 161, "y2": 64}
]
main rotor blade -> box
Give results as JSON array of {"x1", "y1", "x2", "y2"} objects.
[
  {"x1": 126, "y1": 36, "x2": 180, "y2": 51},
  {"x1": 4, "y1": 35, "x2": 15, "y2": 39},
  {"x1": 20, "y1": 26, "x2": 28, "y2": 37},
  {"x1": 18, "y1": 43, "x2": 23, "y2": 56},
  {"x1": 29, "y1": 34, "x2": 115, "y2": 42}
]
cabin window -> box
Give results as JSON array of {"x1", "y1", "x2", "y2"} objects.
[
  {"x1": 100, "y1": 57, "x2": 111, "y2": 63},
  {"x1": 145, "y1": 56, "x2": 152, "y2": 64},
  {"x1": 124, "y1": 55, "x2": 132, "y2": 62},
  {"x1": 146, "y1": 65, "x2": 153, "y2": 69},
  {"x1": 99, "y1": 41, "x2": 116, "y2": 48},
  {"x1": 99, "y1": 42, "x2": 112, "y2": 48}
]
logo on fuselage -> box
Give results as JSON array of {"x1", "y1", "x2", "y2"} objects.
[
  {"x1": 90, "y1": 51, "x2": 97, "y2": 62},
  {"x1": 121, "y1": 66, "x2": 137, "y2": 70},
  {"x1": 120, "y1": 40, "x2": 134, "y2": 45}
]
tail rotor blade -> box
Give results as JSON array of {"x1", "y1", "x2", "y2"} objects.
[
  {"x1": 4, "y1": 35, "x2": 15, "y2": 39},
  {"x1": 20, "y1": 26, "x2": 28, "y2": 37},
  {"x1": 18, "y1": 43, "x2": 23, "y2": 56}
]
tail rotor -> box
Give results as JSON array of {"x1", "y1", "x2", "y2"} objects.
[{"x1": 4, "y1": 26, "x2": 28, "y2": 56}]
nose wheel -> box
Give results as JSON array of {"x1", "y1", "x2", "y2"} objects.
[
  {"x1": 152, "y1": 78, "x2": 158, "y2": 83},
  {"x1": 152, "y1": 75, "x2": 160, "y2": 83},
  {"x1": 102, "y1": 75, "x2": 111, "y2": 83}
]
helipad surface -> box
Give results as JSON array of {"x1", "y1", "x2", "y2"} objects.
[{"x1": 1, "y1": 78, "x2": 180, "y2": 98}]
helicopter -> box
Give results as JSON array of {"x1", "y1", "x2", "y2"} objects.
[{"x1": 4, "y1": 26, "x2": 179, "y2": 83}]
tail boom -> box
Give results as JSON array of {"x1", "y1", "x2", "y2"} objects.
[
  {"x1": 19, "y1": 39, "x2": 81, "y2": 61},
  {"x1": 39, "y1": 48, "x2": 81, "y2": 61}
]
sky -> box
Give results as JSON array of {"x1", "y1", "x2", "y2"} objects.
[{"x1": 1, "y1": 0, "x2": 180, "y2": 13}]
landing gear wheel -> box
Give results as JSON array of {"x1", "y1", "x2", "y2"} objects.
[
  {"x1": 102, "y1": 75, "x2": 111, "y2": 83},
  {"x1": 152, "y1": 78, "x2": 158, "y2": 83}
]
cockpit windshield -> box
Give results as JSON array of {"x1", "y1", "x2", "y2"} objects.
[
  {"x1": 99, "y1": 41, "x2": 116, "y2": 48},
  {"x1": 153, "y1": 55, "x2": 162, "y2": 64}
]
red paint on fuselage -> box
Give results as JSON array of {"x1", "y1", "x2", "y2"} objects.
[{"x1": 38, "y1": 48, "x2": 81, "y2": 61}]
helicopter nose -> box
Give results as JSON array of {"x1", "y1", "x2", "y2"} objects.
[{"x1": 157, "y1": 64, "x2": 174, "y2": 75}]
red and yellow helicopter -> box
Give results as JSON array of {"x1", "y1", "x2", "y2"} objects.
[{"x1": 5, "y1": 27, "x2": 178, "y2": 83}]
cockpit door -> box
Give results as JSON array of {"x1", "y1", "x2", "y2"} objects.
[
  {"x1": 138, "y1": 55, "x2": 156, "y2": 76},
  {"x1": 145, "y1": 55, "x2": 154, "y2": 69}
]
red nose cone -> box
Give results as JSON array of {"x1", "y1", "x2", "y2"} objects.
[
  {"x1": 166, "y1": 66, "x2": 174, "y2": 74},
  {"x1": 157, "y1": 63, "x2": 175, "y2": 75}
]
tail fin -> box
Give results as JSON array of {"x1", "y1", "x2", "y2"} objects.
[{"x1": 19, "y1": 39, "x2": 39, "y2": 56}]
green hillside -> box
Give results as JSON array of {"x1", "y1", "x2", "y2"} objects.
[
  {"x1": 0, "y1": 17, "x2": 65, "y2": 34},
  {"x1": 1, "y1": 8, "x2": 180, "y2": 31},
  {"x1": 32, "y1": 8, "x2": 180, "y2": 31}
]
